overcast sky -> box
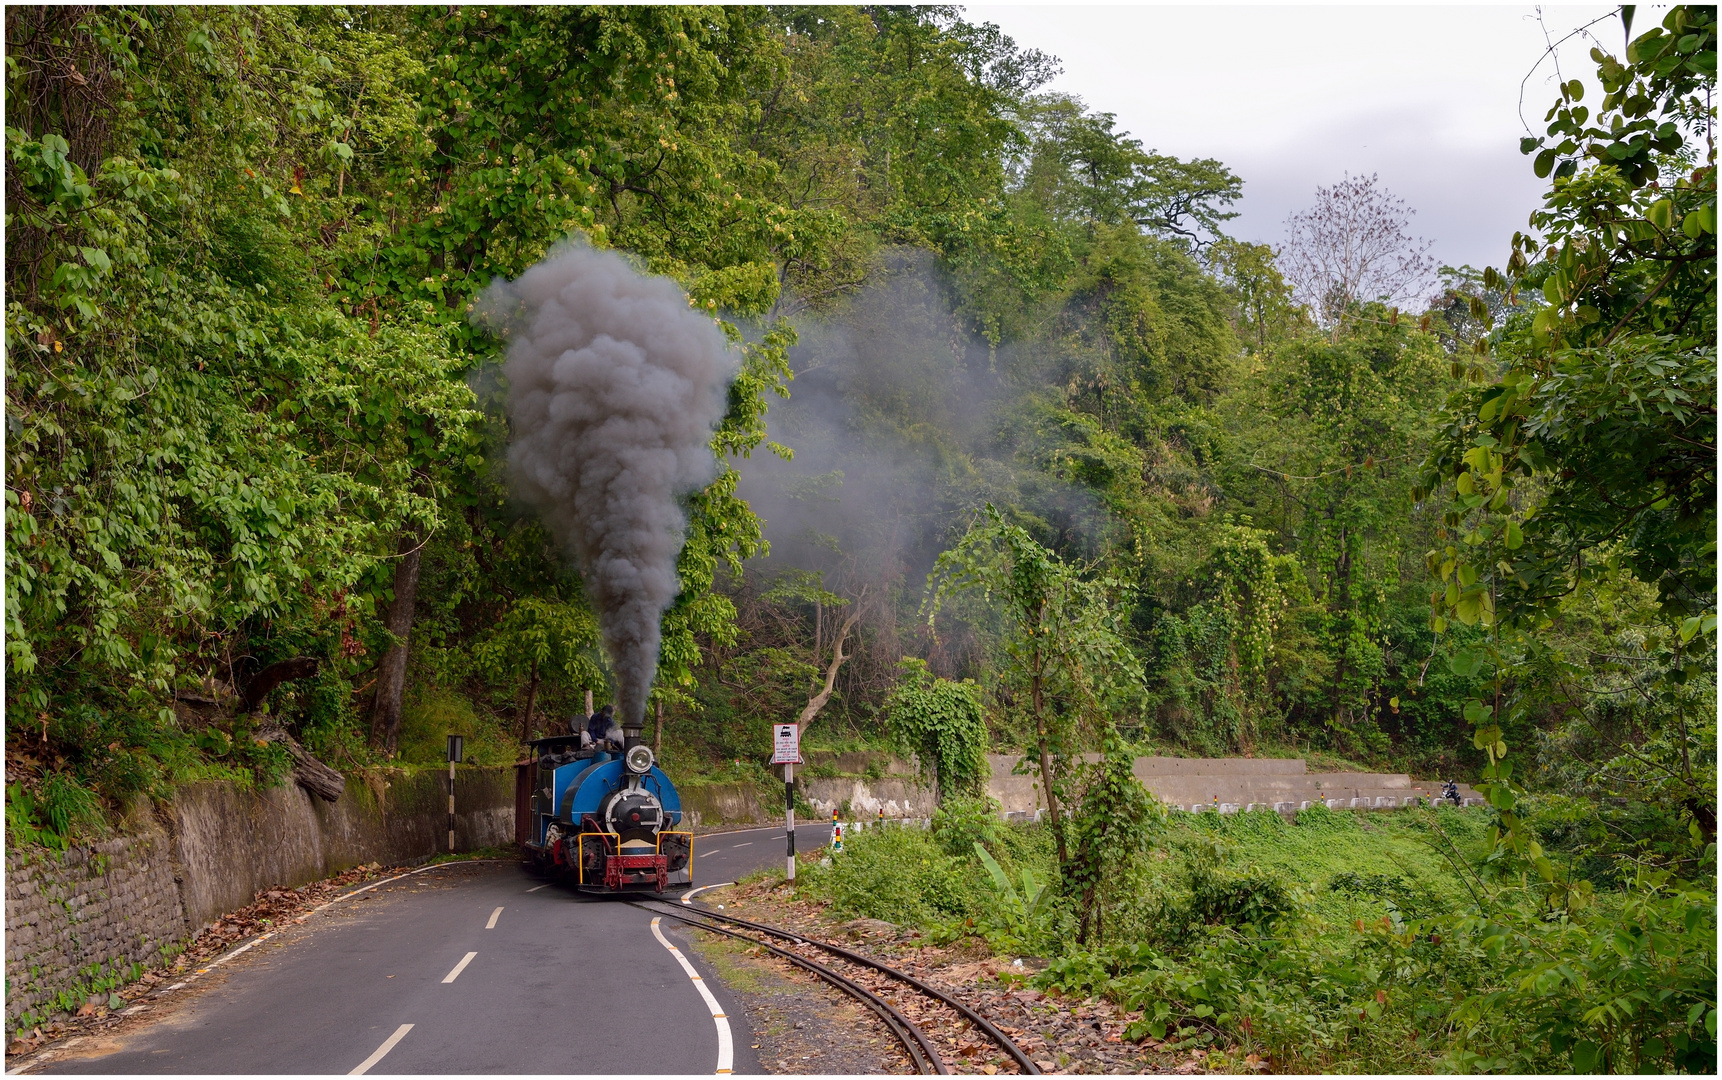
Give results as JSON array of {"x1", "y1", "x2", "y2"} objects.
[{"x1": 968, "y1": 3, "x2": 1625, "y2": 273}]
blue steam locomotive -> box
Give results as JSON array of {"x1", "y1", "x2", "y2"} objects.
[{"x1": 521, "y1": 734, "x2": 693, "y2": 892}]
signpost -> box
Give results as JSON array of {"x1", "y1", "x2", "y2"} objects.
[
  {"x1": 446, "y1": 734, "x2": 465, "y2": 853},
  {"x1": 771, "y1": 723, "x2": 801, "y2": 880}
]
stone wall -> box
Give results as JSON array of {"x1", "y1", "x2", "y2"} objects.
[
  {"x1": 3, "y1": 822, "x2": 187, "y2": 1030},
  {"x1": 4, "y1": 766, "x2": 513, "y2": 1030},
  {"x1": 168, "y1": 767, "x2": 513, "y2": 929}
]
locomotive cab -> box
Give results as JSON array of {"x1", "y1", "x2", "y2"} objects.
[{"x1": 523, "y1": 734, "x2": 692, "y2": 892}]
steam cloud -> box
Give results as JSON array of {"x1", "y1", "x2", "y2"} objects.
[
  {"x1": 737, "y1": 252, "x2": 1108, "y2": 588},
  {"x1": 476, "y1": 244, "x2": 739, "y2": 729}
]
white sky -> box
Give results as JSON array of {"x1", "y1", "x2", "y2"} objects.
[{"x1": 967, "y1": 3, "x2": 1628, "y2": 272}]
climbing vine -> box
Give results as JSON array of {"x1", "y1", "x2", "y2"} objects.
[{"x1": 883, "y1": 659, "x2": 990, "y2": 799}]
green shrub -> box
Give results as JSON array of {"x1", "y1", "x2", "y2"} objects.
[
  {"x1": 1183, "y1": 863, "x2": 1297, "y2": 931},
  {"x1": 1325, "y1": 871, "x2": 1445, "y2": 919},
  {"x1": 931, "y1": 794, "x2": 1000, "y2": 857},
  {"x1": 5, "y1": 773, "x2": 105, "y2": 849},
  {"x1": 799, "y1": 822, "x2": 981, "y2": 924}
]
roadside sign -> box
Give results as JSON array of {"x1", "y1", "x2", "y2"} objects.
[{"x1": 771, "y1": 723, "x2": 801, "y2": 764}]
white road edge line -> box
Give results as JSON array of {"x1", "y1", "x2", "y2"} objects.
[
  {"x1": 681, "y1": 882, "x2": 736, "y2": 906},
  {"x1": 349, "y1": 1023, "x2": 413, "y2": 1075},
  {"x1": 486, "y1": 906, "x2": 503, "y2": 929},
  {"x1": 441, "y1": 951, "x2": 478, "y2": 984},
  {"x1": 651, "y1": 917, "x2": 734, "y2": 1074},
  {"x1": 5, "y1": 861, "x2": 504, "y2": 1076}
]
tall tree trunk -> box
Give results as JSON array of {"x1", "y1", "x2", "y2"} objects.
[
  {"x1": 797, "y1": 595, "x2": 865, "y2": 738},
  {"x1": 520, "y1": 658, "x2": 540, "y2": 746},
  {"x1": 654, "y1": 698, "x2": 664, "y2": 753},
  {"x1": 585, "y1": 688, "x2": 594, "y2": 718},
  {"x1": 1031, "y1": 638, "x2": 1069, "y2": 868},
  {"x1": 369, "y1": 531, "x2": 424, "y2": 755}
]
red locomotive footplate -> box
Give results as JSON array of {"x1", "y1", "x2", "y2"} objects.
[{"x1": 605, "y1": 853, "x2": 668, "y2": 891}]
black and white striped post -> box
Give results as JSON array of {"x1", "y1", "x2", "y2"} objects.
[
  {"x1": 772, "y1": 723, "x2": 801, "y2": 881},
  {"x1": 446, "y1": 734, "x2": 464, "y2": 853}
]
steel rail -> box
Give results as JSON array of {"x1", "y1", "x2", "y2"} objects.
[
  {"x1": 669, "y1": 901, "x2": 1041, "y2": 1075},
  {"x1": 634, "y1": 902, "x2": 946, "y2": 1075}
]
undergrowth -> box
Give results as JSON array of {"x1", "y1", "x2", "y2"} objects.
[{"x1": 799, "y1": 803, "x2": 1717, "y2": 1074}]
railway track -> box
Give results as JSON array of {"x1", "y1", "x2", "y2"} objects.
[{"x1": 636, "y1": 900, "x2": 1039, "y2": 1076}]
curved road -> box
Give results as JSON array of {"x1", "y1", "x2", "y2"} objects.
[{"x1": 36, "y1": 823, "x2": 835, "y2": 1075}]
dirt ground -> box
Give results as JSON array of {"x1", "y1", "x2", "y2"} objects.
[{"x1": 685, "y1": 928, "x2": 916, "y2": 1074}]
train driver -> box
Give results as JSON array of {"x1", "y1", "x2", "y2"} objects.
[{"x1": 580, "y1": 703, "x2": 623, "y2": 751}]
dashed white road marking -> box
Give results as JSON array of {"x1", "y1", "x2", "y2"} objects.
[
  {"x1": 5, "y1": 859, "x2": 509, "y2": 1076},
  {"x1": 526, "y1": 883, "x2": 551, "y2": 892},
  {"x1": 729, "y1": 842, "x2": 752, "y2": 848},
  {"x1": 441, "y1": 952, "x2": 478, "y2": 984},
  {"x1": 681, "y1": 882, "x2": 736, "y2": 905},
  {"x1": 486, "y1": 906, "x2": 503, "y2": 929},
  {"x1": 651, "y1": 917, "x2": 733, "y2": 1074},
  {"x1": 349, "y1": 1023, "x2": 413, "y2": 1075}
]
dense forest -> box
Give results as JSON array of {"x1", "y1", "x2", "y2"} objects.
[{"x1": 5, "y1": 6, "x2": 1715, "y2": 1070}]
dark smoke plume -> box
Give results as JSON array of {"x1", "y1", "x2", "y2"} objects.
[{"x1": 475, "y1": 244, "x2": 739, "y2": 729}]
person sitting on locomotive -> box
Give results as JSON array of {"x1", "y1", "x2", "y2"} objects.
[{"x1": 580, "y1": 703, "x2": 623, "y2": 750}]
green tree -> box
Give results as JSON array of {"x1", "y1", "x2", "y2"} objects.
[
  {"x1": 1421, "y1": 4, "x2": 1716, "y2": 847},
  {"x1": 472, "y1": 596, "x2": 606, "y2": 745},
  {"x1": 926, "y1": 504, "x2": 1144, "y2": 866},
  {"x1": 1225, "y1": 319, "x2": 1449, "y2": 744},
  {"x1": 5, "y1": 9, "x2": 478, "y2": 802}
]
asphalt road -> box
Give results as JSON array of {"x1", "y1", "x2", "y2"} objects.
[
  {"x1": 37, "y1": 823, "x2": 835, "y2": 1075},
  {"x1": 687, "y1": 822, "x2": 835, "y2": 888}
]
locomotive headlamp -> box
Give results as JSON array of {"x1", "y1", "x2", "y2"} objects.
[{"x1": 624, "y1": 744, "x2": 655, "y2": 775}]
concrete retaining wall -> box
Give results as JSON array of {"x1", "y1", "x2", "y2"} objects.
[
  {"x1": 4, "y1": 766, "x2": 513, "y2": 1030},
  {"x1": 987, "y1": 754, "x2": 1477, "y2": 816},
  {"x1": 677, "y1": 773, "x2": 939, "y2": 828},
  {"x1": 677, "y1": 781, "x2": 769, "y2": 828},
  {"x1": 802, "y1": 775, "x2": 937, "y2": 820}
]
